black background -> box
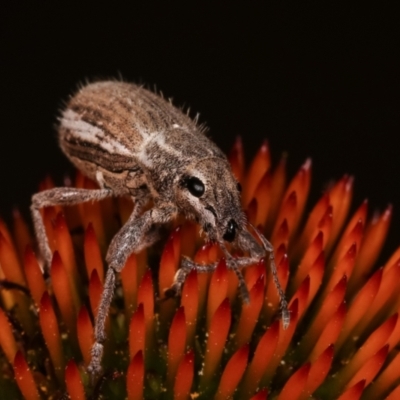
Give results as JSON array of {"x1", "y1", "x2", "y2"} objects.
[{"x1": 1, "y1": 3, "x2": 399, "y2": 262}]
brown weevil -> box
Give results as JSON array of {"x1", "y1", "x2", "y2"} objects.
[{"x1": 31, "y1": 81, "x2": 289, "y2": 375}]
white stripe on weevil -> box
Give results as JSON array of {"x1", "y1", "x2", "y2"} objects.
[{"x1": 61, "y1": 109, "x2": 132, "y2": 156}]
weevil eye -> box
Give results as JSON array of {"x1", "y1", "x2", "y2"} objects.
[
  {"x1": 237, "y1": 182, "x2": 242, "y2": 193},
  {"x1": 183, "y1": 176, "x2": 205, "y2": 197},
  {"x1": 223, "y1": 219, "x2": 238, "y2": 242}
]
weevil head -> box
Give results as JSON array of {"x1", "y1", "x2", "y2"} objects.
[{"x1": 176, "y1": 157, "x2": 246, "y2": 245}]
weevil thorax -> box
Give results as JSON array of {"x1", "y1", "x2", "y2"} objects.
[{"x1": 176, "y1": 157, "x2": 246, "y2": 245}]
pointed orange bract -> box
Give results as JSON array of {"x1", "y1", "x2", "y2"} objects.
[
  {"x1": 0, "y1": 308, "x2": 18, "y2": 364},
  {"x1": 127, "y1": 351, "x2": 144, "y2": 400},
  {"x1": 354, "y1": 261, "x2": 400, "y2": 337},
  {"x1": 264, "y1": 300, "x2": 299, "y2": 382},
  {"x1": 252, "y1": 171, "x2": 272, "y2": 228},
  {"x1": 88, "y1": 269, "x2": 103, "y2": 319},
  {"x1": 290, "y1": 275, "x2": 310, "y2": 323},
  {"x1": 137, "y1": 270, "x2": 155, "y2": 351},
  {"x1": 159, "y1": 227, "x2": 180, "y2": 298},
  {"x1": 386, "y1": 385, "x2": 400, "y2": 400},
  {"x1": 201, "y1": 298, "x2": 231, "y2": 386},
  {"x1": 215, "y1": 344, "x2": 249, "y2": 400},
  {"x1": 304, "y1": 345, "x2": 334, "y2": 397},
  {"x1": 345, "y1": 345, "x2": 388, "y2": 390},
  {"x1": 337, "y1": 380, "x2": 365, "y2": 400},
  {"x1": 239, "y1": 321, "x2": 279, "y2": 397},
  {"x1": 167, "y1": 307, "x2": 187, "y2": 387},
  {"x1": 297, "y1": 277, "x2": 346, "y2": 360},
  {"x1": 243, "y1": 141, "x2": 271, "y2": 207},
  {"x1": 13, "y1": 352, "x2": 40, "y2": 400},
  {"x1": 308, "y1": 303, "x2": 345, "y2": 362},
  {"x1": 194, "y1": 241, "x2": 221, "y2": 314},
  {"x1": 23, "y1": 245, "x2": 46, "y2": 306},
  {"x1": 364, "y1": 349, "x2": 400, "y2": 399},
  {"x1": 336, "y1": 315, "x2": 396, "y2": 387},
  {"x1": 355, "y1": 205, "x2": 392, "y2": 279},
  {"x1": 207, "y1": 258, "x2": 228, "y2": 326},
  {"x1": 129, "y1": 303, "x2": 145, "y2": 361},
  {"x1": 331, "y1": 200, "x2": 367, "y2": 273},
  {"x1": 75, "y1": 172, "x2": 105, "y2": 247},
  {"x1": 181, "y1": 269, "x2": 199, "y2": 345},
  {"x1": 0, "y1": 231, "x2": 26, "y2": 286},
  {"x1": 39, "y1": 291, "x2": 64, "y2": 382},
  {"x1": 250, "y1": 389, "x2": 268, "y2": 400},
  {"x1": 53, "y1": 212, "x2": 80, "y2": 294},
  {"x1": 84, "y1": 223, "x2": 104, "y2": 282},
  {"x1": 277, "y1": 158, "x2": 312, "y2": 240},
  {"x1": 50, "y1": 252, "x2": 77, "y2": 340},
  {"x1": 77, "y1": 306, "x2": 93, "y2": 366},
  {"x1": 291, "y1": 231, "x2": 323, "y2": 295},
  {"x1": 174, "y1": 350, "x2": 194, "y2": 400},
  {"x1": 65, "y1": 360, "x2": 85, "y2": 400},
  {"x1": 336, "y1": 268, "x2": 382, "y2": 352},
  {"x1": 0, "y1": 217, "x2": 15, "y2": 246},
  {"x1": 235, "y1": 276, "x2": 265, "y2": 348},
  {"x1": 326, "y1": 175, "x2": 353, "y2": 252},
  {"x1": 306, "y1": 252, "x2": 325, "y2": 308},
  {"x1": 324, "y1": 243, "x2": 357, "y2": 296},
  {"x1": 278, "y1": 363, "x2": 310, "y2": 400}
]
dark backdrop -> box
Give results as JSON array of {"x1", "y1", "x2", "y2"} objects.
[{"x1": 1, "y1": 3, "x2": 399, "y2": 262}]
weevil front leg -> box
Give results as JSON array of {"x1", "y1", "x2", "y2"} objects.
[
  {"x1": 172, "y1": 253, "x2": 250, "y2": 300},
  {"x1": 165, "y1": 256, "x2": 218, "y2": 299},
  {"x1": 239, "y1": 226, "x2": 290, "y2": 329},
  {"x1": 88, "y1": 203, "x2": 177, "y2": 376},
  {"x1": 169, "y1": 228, "x2": 290, "y2": 329},
  {"x1": 168, "y1": 228, "x2": 269, "y2": 301},
  {"x1": 31, "y1": 188, "x2": 113, "y2": 269},
  {"x1": 168, "y1": 253, "x2": 252, "y2": 304}
]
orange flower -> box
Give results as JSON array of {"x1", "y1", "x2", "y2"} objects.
[{"x1": 0, "y1": 138, "x2": 398, "y2": 399}]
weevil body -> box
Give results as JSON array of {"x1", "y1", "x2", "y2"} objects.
[{"x1": 31, "y1": 81, "x2": 289, "y2": 376}]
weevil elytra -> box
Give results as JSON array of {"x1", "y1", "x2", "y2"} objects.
[{"x1": 31, "y1": 81, "x2": 289, "y2": 375}]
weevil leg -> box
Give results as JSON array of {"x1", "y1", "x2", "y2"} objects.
[
  {"x1": 31, "y1": 188, "x2": 112, "y2": 269},
  {"x1": 232, "y1": 249, "x2": 290, "y2": 328},
  {"x1": 168, "y1": 229, "x2": 289, "y2": 328},
  {"x1": 173, "y1": 228, "x2": 291, "y2": 328},
  {"x1": 222, "y1": 252, "x2": 251, "y2": 303},
  {"x1": 88, "y1": 203, "x2": 177, "y2": 376},
  {"x1": 246, "y1": 224, "x2": 290, "y2": 329},
  {"x1": 167, "y1": 254, "x2": 251, "y2": 303},
  {"x1": 89, "y1": 265, "x2": 116, "y2": 378},
  {"x1": 165, "y1": 256, "x2": 218, "y2": 298}
]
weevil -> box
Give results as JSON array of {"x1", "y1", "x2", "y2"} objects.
[{"x1": 31, "y1": 81, "x2": 289, "y2": 375}]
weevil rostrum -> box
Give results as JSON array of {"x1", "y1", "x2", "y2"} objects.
[{"x1": 31, "y1": 81, "x2": 289, "y2": 375}]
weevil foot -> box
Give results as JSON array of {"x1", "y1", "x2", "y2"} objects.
[
  {"x1": 88, "y1": 342, "x2": 104, "y2": 381},
  {"x1": 282, "y1": 308, "x2": 290, "y2": 330},
  {"x1": 163, "y1": 285, "x2": 179, "y2": 300}
]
